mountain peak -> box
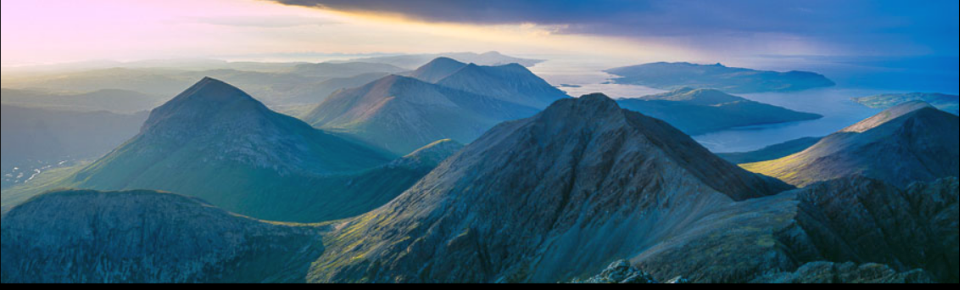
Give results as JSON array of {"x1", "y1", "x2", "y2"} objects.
[
  {"x1": 141, "y1": 78, "x2": 268, "y2": 134},
  {"x1": 842, "y1": 101, "x2": 935, "y2": 133},
  {"x1": 410, "y1": 58, "x2": 468, "y2": 83},
  {"x1": 744, "y1": 100, "x2": 957, "y2": 188}
]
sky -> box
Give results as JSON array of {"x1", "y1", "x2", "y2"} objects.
[{"x1": 2, "y1": 0, "x2": 958, "y2": 68}]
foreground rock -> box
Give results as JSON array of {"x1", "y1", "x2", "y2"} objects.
[{"x1": 752, "y1": 262, "x2": 933, "y2": 284}]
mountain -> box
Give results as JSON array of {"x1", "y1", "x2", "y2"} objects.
[
  {"x1": 853, "y1": 92, "x2": 959, "y2": 116},
  {"x1": 0, "y1": 190, "x2": 326, "y2": 283},
  {"x1": 742, "y1": 101, "x2": 959, "y2": 188},
  {"x1": 717, "y1": 137, "x2": 823, "y2": 164},
  {"x1": 407, "y1": 57, "x2": 469, "y2": 83},
  {"x1": 65, "y1": 78, "x2": 395, "y2": 222},
  {"x1": 305, "y1": 74, "x2": 539, "y2": 155},
  {"x1": 2, "y1": 62, "x2": 411, "y2": 107},
  {"x1": 1, "y1": 88, "x2": 167, "y2": 113},
  {"x1": 1, "y1": 105, "x2": 147, "y2": 189},
  {"x1": 605, "y1": 62, "x2": 835, "y2": 94},
  {"x1": 343, "y1": 51, "x2": 543, "y2": 69},
  {"x1": 309, "y1": 94, "x2": 791, "y2": 283},
  {"x1": 436, "y1": 63, "x2": 571, "y2": 109},
  {"x1": 617, "y1": 88, "x2": 823, "y2": 135}
]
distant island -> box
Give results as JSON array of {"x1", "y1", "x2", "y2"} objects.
[
  {"x1": 852, "y1": 92, "x2": 959, "y2": 116},
  {"x1": 605, "y1": 62, "x2": 835, "y2": 94},
  {"x1": 617, "y1": 88, "x2": 823, "y2": 136}
]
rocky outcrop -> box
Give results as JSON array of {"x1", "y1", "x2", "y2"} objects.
[
  {"x1": 751, "y1": 262, "x2": 934, "y2": 284},
  {"x1": 571, "y1": 260, "x2": 658, "y2": 284},
  {"x1": 0, "y1": 190, "x2": 326, "y2": 283},
  {"x1": 309, "y1": 94, "x2": 791, "y2": 283},
  {"x1": 633, "y1": 176, "x2": 958, "y2": 283},
  {"x1": 743, "y1": 102, "x2": 959, "y2": 188}
]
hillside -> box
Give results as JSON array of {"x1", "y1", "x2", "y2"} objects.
[
  {"x1": 717, "y1": 137, "x2": 823, "y2": 164},
  {"x1": 617, "y1": 88, "x2": 823, "y2": 135},
  {"x1": 1, "y1": 105, "x2": 147, "y2": 189},
  {"x1": 305, "y1": 74, "x2": 538, "y2": 155},
  {"x1": 742, "y1": 102, "x2": 959, "y2": 188},
  {"x1": 1, "y1": 190, "x2": 326, "y2": 283},
  {"x1": 852, "y1": 92, "x2": 959, "y2": 116},
  {"x1": 606, "y1": 62, "x2": 835, "y2": 93},
  {"x1": 436, "y1": 63, "x2": 570, "y2": 109},
  {"x1": 64, "y1": 78, "x2": 395, "y2": 222}
]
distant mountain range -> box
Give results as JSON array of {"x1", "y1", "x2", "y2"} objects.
[
  {"x1": 1, "y1": 63, "x2": 408, "y2": 107},
  {"x1": 2, "y1": 93, "x2": 957, "y2": 284},
  {"x1": 0, "y1": 78, "x2": 454, "y2": 223},
  {"x1": 340, "y1": 51, "x2": 543, "y2": 69},
  {"x1": 617, "y1": 88, "x2": 823, "y2": 135},
  {"x1": 606, "y1": 62, "x2": 835, "y2": 94},
  {"x1": 1, "y1": 105, "x2": 147, "y2": 189},
  {"x1": 304, "y1": 58, "x2": 564, "y2": 155},
  {"x1": 743, "y1": 101, "x2": 959, "y2": 188},
  {"x1": 853, "y1": 92, "x2": 959, "y2": 116},
  {"x1": 2, "y1": 88, "x2": 167, "y2": 113}
]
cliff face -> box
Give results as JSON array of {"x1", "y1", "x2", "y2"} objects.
[
  {"x1": 309, "y1": 94, "x2": 790, "y2": 283},
  {"x1": 0, "y1": 190, "x2": 326, "y2": 283}
]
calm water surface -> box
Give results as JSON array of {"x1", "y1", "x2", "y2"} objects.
[{"x1": 531, "y1": 60, "x2": 897, "y2": 153}]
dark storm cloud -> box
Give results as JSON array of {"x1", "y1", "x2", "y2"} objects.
[{"x1": 270, "y1": 0, "x2": 959, "y2": 55}]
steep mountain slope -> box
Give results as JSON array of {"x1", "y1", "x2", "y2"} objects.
[
  {"x1": 743, "y1": 102, "x2": 959, "y2": 188},
  {"x1": 605, "y1": 62, "x2": 835, "y2": 93},
  {"x1": 309, "y1": 94, "x2": 791, "y2": 283},
  {"x1": 0, "y1": 190, "x2": 326, "y2": 283},
  {"x1": 436, "y1": 63, "x2": 570, "y2": 109},
  {"x1": 305, "y1": 75, "x2": 539, "y2": 155},
  {"x1": 617, "y1": 88, "x2": 823, "y2": 135},
  {"x1": 1, "y1": 105, "x2": 147, "y2": 188},
  {"x1": 853, "y1": 92, "x2": 959, "y2": 116},
  {"x1": 717, "y1": 137, "x2": 823, "y2": 164},
  {"x1": 67, "y1": 78, "x2": 394, "y2": 222}
]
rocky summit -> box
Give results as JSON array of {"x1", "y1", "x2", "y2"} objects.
[{"x1": 308, "y1": 94, "x2": 791, "y2": 283}]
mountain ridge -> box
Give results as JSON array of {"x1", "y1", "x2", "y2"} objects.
[
  {"x1": 743, "y1": 101, "x2": 959, "y2": 188},
  {"x1": 309, "y1": 93, "x2": 791, "y2": 283}
]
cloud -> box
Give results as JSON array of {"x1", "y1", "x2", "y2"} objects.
[{"x1": 269, "y1": 0, "x2": 959, "y2": 56}]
